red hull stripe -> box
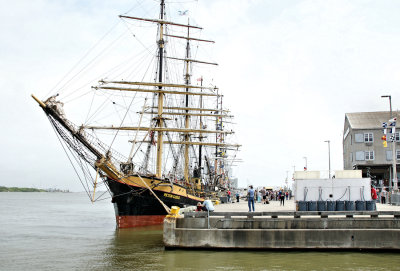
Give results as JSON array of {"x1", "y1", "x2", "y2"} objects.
[{"x1": 117, "y1": 215, "x2": 166, "y2": 228}]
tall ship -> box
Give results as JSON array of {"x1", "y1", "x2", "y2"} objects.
[{"x1": 32, "y1": 0, "x2": 241, "y2": 228}]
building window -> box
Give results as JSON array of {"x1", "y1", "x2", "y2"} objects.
[
  {"x1": 364, "y1": 133, "x2": 373, "y2": 142},
  {"x1": 386, "y1": 150, "x2": 392, "y2": 161},
  {"x1": 397, "y1": 150, "x2": 400, "y2": 160},
  {"x1": 396, "y1": 132, "x2": 400, "y2": 142},
  {"x1": 355, "y1": 134, "x2": 364, "y2": 143},
  {"x1": 365, "y1": 151, "x2": 374, "y2": 160},
  {"x1": 355, "y1": 151, "x2": 365, "y2": 161}
]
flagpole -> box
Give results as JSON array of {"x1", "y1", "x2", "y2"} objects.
[
  {"x1": 324, "y1": 140, "x2": 331, "y2": 179},
  {"x1": 303, "y1": 157, "x2": 307, "y2": 171}
]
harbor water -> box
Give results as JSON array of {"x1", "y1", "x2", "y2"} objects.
[{"x1": 0, "y1": 192, "x2": 399, "y2": 271}]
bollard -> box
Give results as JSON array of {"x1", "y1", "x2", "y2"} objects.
[
  {"x1": 366, "y1": 200, "x2": 375, "y2": 211},
  {"x1": 344, "y1": 201, "x2": 355, "y2": 211},
  {"x1": 327, "y1": 201, "x2": 335, "y2": 211},
  {"x1": 336, "y1": 201, "x2": 345, "y2": 211},
  {"x1": 317, "y1": 201, "x2": 327, "y2": 211},
  {"x1": 308, "y1": 201, "x2": 317, "y2": 211},
  {"x1": 298, "y1": 201, "x2": 307, "y2": 211},
  {"x1": 355, "y1": 200, "x2": 366, "y2": 211}
]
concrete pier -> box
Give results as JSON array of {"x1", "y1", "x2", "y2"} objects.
[{"x1": 163, "y1": 200, "x2": 400, "y2": 250}]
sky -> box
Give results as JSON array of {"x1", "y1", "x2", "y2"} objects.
[{"x1": 1, "y1": 0, "x2": 400, "y2": 192}]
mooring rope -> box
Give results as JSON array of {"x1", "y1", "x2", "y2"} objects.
[{"x1": 136, "y1": 174, "x2": 171, "y2": 213}]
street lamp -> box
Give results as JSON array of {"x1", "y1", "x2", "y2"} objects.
[
  {"x1": 381, "y1": 95, "x2": 397, "y2": 192},
  {"x1": 324, "y1": 140, "x2": 331, "y2": 179},
  {"x1": 381, "y1": 95, "x2": 392, "y2": 115}
]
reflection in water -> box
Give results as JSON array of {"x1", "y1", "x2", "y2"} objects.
[
  {"x1": 164, "y1": 250, "x2": 399, "y2": 271},
  {"x1": 100, "y1": 226, "x2": 400, "y2": 271},
  {"x1": 102, "y1": 225, "x2": 164, "y2": 271}
]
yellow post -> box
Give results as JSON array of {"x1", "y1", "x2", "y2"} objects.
[{"x1": 166, "y1": 206, "x2": 181, "y2": 218}]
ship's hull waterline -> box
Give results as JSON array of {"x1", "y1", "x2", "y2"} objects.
[{"x1": 106, "y1": 177, "x2": 203, "y2": 228}]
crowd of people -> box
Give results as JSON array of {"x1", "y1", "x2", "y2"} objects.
[
  {"x1": 245, "y1": 186, "x2": 291, "y2": 212},
  {"x1": 196, "y1": 185, "x2": 390, "y2": 214},
  {"x1": 195, "y1": 187, "x2": 292, "y2": 213},
  {"x1": 371, "y1": 186, "x2": 389, "y2": 204}
]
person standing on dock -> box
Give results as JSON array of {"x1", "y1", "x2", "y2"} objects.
[
  {"x1": 280, "y1": 190, "x2": 285, "y2": 206},
  {"x1": 261, "y1": 187, "x2": 266, "y2": 204},
  {"x1": 381, "y1": 188, "x2": 387, "y2": 204},
  {"x1": 371, "y1": 186, "x2": 378, "y2": 202},
  {"x1": 248, "y1": 185, "x2": 255, "y2": 212}
]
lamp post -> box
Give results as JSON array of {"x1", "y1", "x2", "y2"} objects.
[
  {"x1": 324, "y1": 140, "x2": 331, "y2": 179},
  {"x1": 381, "y1": 95, "x2": 397, "y2": 192}
]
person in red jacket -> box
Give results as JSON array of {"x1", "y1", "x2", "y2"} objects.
[{"x1": 371, "y1": 186, "x2": 378, "y2": 201}]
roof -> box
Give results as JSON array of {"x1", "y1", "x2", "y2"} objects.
[{"x1": 345, "y1": 111, "x2": 399, "y2": 129}]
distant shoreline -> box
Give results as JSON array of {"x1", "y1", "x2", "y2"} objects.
[{"x1": 0, "y1": 186, "x2": 69, "y2": 192}]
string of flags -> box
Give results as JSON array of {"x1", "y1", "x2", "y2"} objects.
[{"x1": 382, "y1": 117, "x2": 397, "y2": 147}]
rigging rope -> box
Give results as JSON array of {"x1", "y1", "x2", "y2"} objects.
[
  {"x1": 61, "y1": 30, "x2": 129, "y2": 100},
  {"x1": 50, "y1": 116, "x2": 93, "y2": 200},
  {"x1": 107, "y1": 92, "x2": 138, "y2": 151},
  {"x1": 137, "y1": 174, "x2": 171, "y2": 213},
  {"x1": 47, "y1": 20, "x2": 122, "y2": 98}
]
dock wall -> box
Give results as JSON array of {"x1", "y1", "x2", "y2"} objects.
[{"x1": 163, "y1": 211, "x2": 400, "y2": 250}]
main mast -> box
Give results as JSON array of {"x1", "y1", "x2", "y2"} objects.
[
  {"x1": 184, "y1": 20, "x2": 191, "y2": 182},
  {"x1": 156, "y1": 0, "x2": 165, "y2": 178}
]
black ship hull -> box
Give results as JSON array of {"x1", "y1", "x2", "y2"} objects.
[{"x1": 106, "y1": 178, "x2": 202, "y2": 228}]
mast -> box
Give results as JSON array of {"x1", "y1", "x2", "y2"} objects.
[
  {"x1": 184, "y1": 19, "x2": 191, "y2": 182},
  {"x1": 156, "y1": 0, "x2": 165, "y2": 178},
  {"x1": 215, "y1": 88, "x2": 219, "y2": 187},
  {"x1": 198, "y1": 77, "x2": 203, "y2": 182},
  {"x1": 220, "y1": 95, "x2": 226, "y2": 187}
]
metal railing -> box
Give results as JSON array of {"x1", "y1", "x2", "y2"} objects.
[{"x1": 184, "y1": 211, "x2": 400, "y2": 219}]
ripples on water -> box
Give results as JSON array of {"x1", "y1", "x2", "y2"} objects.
[{"x1": 0, "y1": 192, "x2": 399, "y2": 271}]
